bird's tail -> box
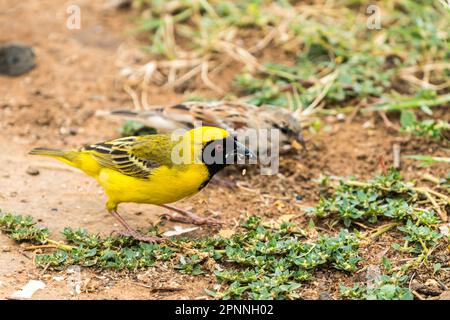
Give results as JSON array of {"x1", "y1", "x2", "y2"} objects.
[
  {"x1": 29, "y1": 148, "x2": 79, "y2": 167},
  {"x1": 30, "y1": 148, "x2": 101, "y2": 177},
  {"x1": 96, "y1": 109, "x2": 159, "y2": 120},
  {"x1": 109, "y1": 109, "x2": 160, "y2": 122},
  {"x1": 110, "y1": 109, "x2": 141, "y2": 117}
]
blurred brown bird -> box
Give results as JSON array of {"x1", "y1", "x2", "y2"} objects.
[{"x1": 101, "y1": 101, "x2": 306, "y2": 155}]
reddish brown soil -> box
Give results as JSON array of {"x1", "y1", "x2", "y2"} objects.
[{"x1": 0, "y1": 0, "x2": 448, "y2": 300}]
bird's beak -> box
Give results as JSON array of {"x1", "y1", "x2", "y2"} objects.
[{"x1": 226, "y1": 140, "x2": 256, "y2": 162}]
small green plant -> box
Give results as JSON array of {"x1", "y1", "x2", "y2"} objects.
[
  {"x1": 399, "y1": 110, "x2": 450, "y2": 139},
  {"x1": 340, "y1": 273, "x2": 413, "y2": 300},
  {"x1": 405, "y1": 155, "x2": 450, "y2": 167},
  {"x1": 340, "y1": 256, "x2": 413, "y2": 300},
  {"x1": 397, "y1": 219, "x2": 442, "y2": 254},
  {"x1": 175, "y1": 254, "x2": 205, "y2": 275},
  {"x1": 36, "y1": 228, "x2": 172, "y2": 270},
  {"x1": 310, "y1": 168, "x2": 447, "y2": 227},
  {"x1": 0, "y1": 213, "x2": 49, "y2": 244},
  {"x1": 365, "y1": 91, "x2": 450, "y2": 113},
  {"x1": 311, "y1": 168, "x2": 449, "y2": 299},
  {"x1": 119, "y1": 120, "x2": 157, "y2": 137},
  {"x1": 207, "y1": 221, "x2": 360, "y2": 299}
]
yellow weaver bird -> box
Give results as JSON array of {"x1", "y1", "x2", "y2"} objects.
[{"x1": 30, "y1": 127, "x2": 255, "y2": 242}]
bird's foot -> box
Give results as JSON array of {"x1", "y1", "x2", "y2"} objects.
[
  {"x1": 160, "y1": 212, "x2": 221, "y2": 226},
  {"x1": 111, "y1": 230, "x2": 164, "y2": 243}
]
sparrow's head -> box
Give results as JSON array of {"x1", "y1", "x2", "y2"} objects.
[{"x1": 261, "y1": 106, "x2": 306, "y2": 151}]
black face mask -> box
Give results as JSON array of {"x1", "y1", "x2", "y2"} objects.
[{"x1": 201, "y1": 136, "x2": 256, "y2": 177}]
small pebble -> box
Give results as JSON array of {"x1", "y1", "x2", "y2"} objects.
[
  {"x1": 319, "y1": 292, "x2": 333, "y2": 300},
  {"x1": 59, "y1": 127, "x2": 78, "y2": 136},
  {"x1": 336, "y1": 113, "x2": 345, "y2": 121},
  {"x1": 362, "y1": 120, "x2": 374, "y2": 129},
  {"x1": 356, "y1": 154, "x2": 368, "y2": 160},
  {"x1": 438, "y1": 225, "x2": 449, "y2": 236},
  {"x1": 26, "y1": 166, "x2": 40, "y2": 176},
  {"x1": 53, "y1": 276, "x2": 65, "y2": 282}
]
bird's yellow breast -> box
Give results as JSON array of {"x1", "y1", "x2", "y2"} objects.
[{"x1": 97, "y1": 163, "x2": 210, "y2": 208}]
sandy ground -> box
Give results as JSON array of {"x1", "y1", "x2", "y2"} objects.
[{"x1": 0, "y1": 0, "x2": 448, "y2": 300}]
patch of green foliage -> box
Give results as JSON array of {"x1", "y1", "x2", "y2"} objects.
[
  {"x1": 310, "y1": 169, "x2": 445, "y2": 249},
  {"x1": 341, "y1": 256, "x2": 414, "y2": 300},
  {"x1": 119, "y1": 120, "x2": 157, "y2": 137},
  {"x1": 2, "y1": 168, "x2": 447, "y2": 300},
  {"x1": 396, "y1": 220, "x2": 442, "y2": 254},
  {"x1": 231, "y1": 1, "x2": 449, "y2": 111},
  {"x1": 400, "y1": 110, "x2": 450, "y2": 139},
  {"x1": 134, "y1": 0, "x2": 284, "y2": 57},
  {"x1": 129, "y1": 0, "x2": 450, "y2": 140},
  {"x1": 36, "y1": 228, "x2": 173, "y2": 270},
  {"x1": 340, "y1": 273, "x2": 413, "y2": 300},
  {"x1": 0, "y1": 213, "x2": 49, "y2": 244},
  {"x1": 310, "y1": 168, "x2": 449, "y2": 299},
  {"x1": 311, "y1": 169, "x2": 432, "y2": 225},
  {"x1": 405, "y1": 155, "x2": 450, "y2": 167},
  {"x1": 365, "y1": 91, "x2": 450, "y2": 112},
  {"x1": 234, "y1": 52, "x2": 396, "y2": 110},
  {"x1": 204, "y1": 219, "x2": 360, "y2": 299},
  {"x1": 0, "y1": 212, "x2": 360, "y2": 300}
]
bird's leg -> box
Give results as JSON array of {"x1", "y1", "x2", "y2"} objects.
[
  {"x1": 158, "y1": 204, "x2": 221, "y2": 226},
  {"x1": 109, "y1": 210, "x2": 163, "y2": 243}
]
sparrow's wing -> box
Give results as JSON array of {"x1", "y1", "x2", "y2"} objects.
[
  {"x1": 186, "y1": 102, "x2": 258, "y2": 130},
  {"x1": 108, "y1": 102, "x2": 256, "y2": 132},
  {"x1": 109, "y1": 108, "x2": 192, "y2": 132}
]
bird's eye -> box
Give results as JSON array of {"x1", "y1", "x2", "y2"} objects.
[
  {"x1": 273, "y1": 123, "x2": 289, "y2": 135},
  {"x1": 280, "y1": 127, "x2": 289, "y2": 134}
]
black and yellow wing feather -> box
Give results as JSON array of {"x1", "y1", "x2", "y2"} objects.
[{"x1": 82, "y1": 135, "x2": 176, "y2": 179}]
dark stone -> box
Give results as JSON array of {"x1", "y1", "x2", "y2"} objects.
[
  {"x1": 0, "y1": 42, "x2": 35, "y2": 76},
  {"x1": 26, "y1": 166, "x2": 40, "y2": 176}
]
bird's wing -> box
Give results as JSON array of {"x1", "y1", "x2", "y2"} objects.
[
  {"x1": 108, "y1": 101, "x2": 258, "y2": 132},
  {"x1": 82, "y1": 135, "x2": 175, "y2": 179},
  {"x1": 108, "y1": 108, "x2": 189, "y2": 132},
  {"x1": 185, "y1": 102, "x2": 254, "y2": 130}
]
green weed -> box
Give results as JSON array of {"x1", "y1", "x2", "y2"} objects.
[{"x1": 1, "y1": 212, "x2": 360, "y2": 300}]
